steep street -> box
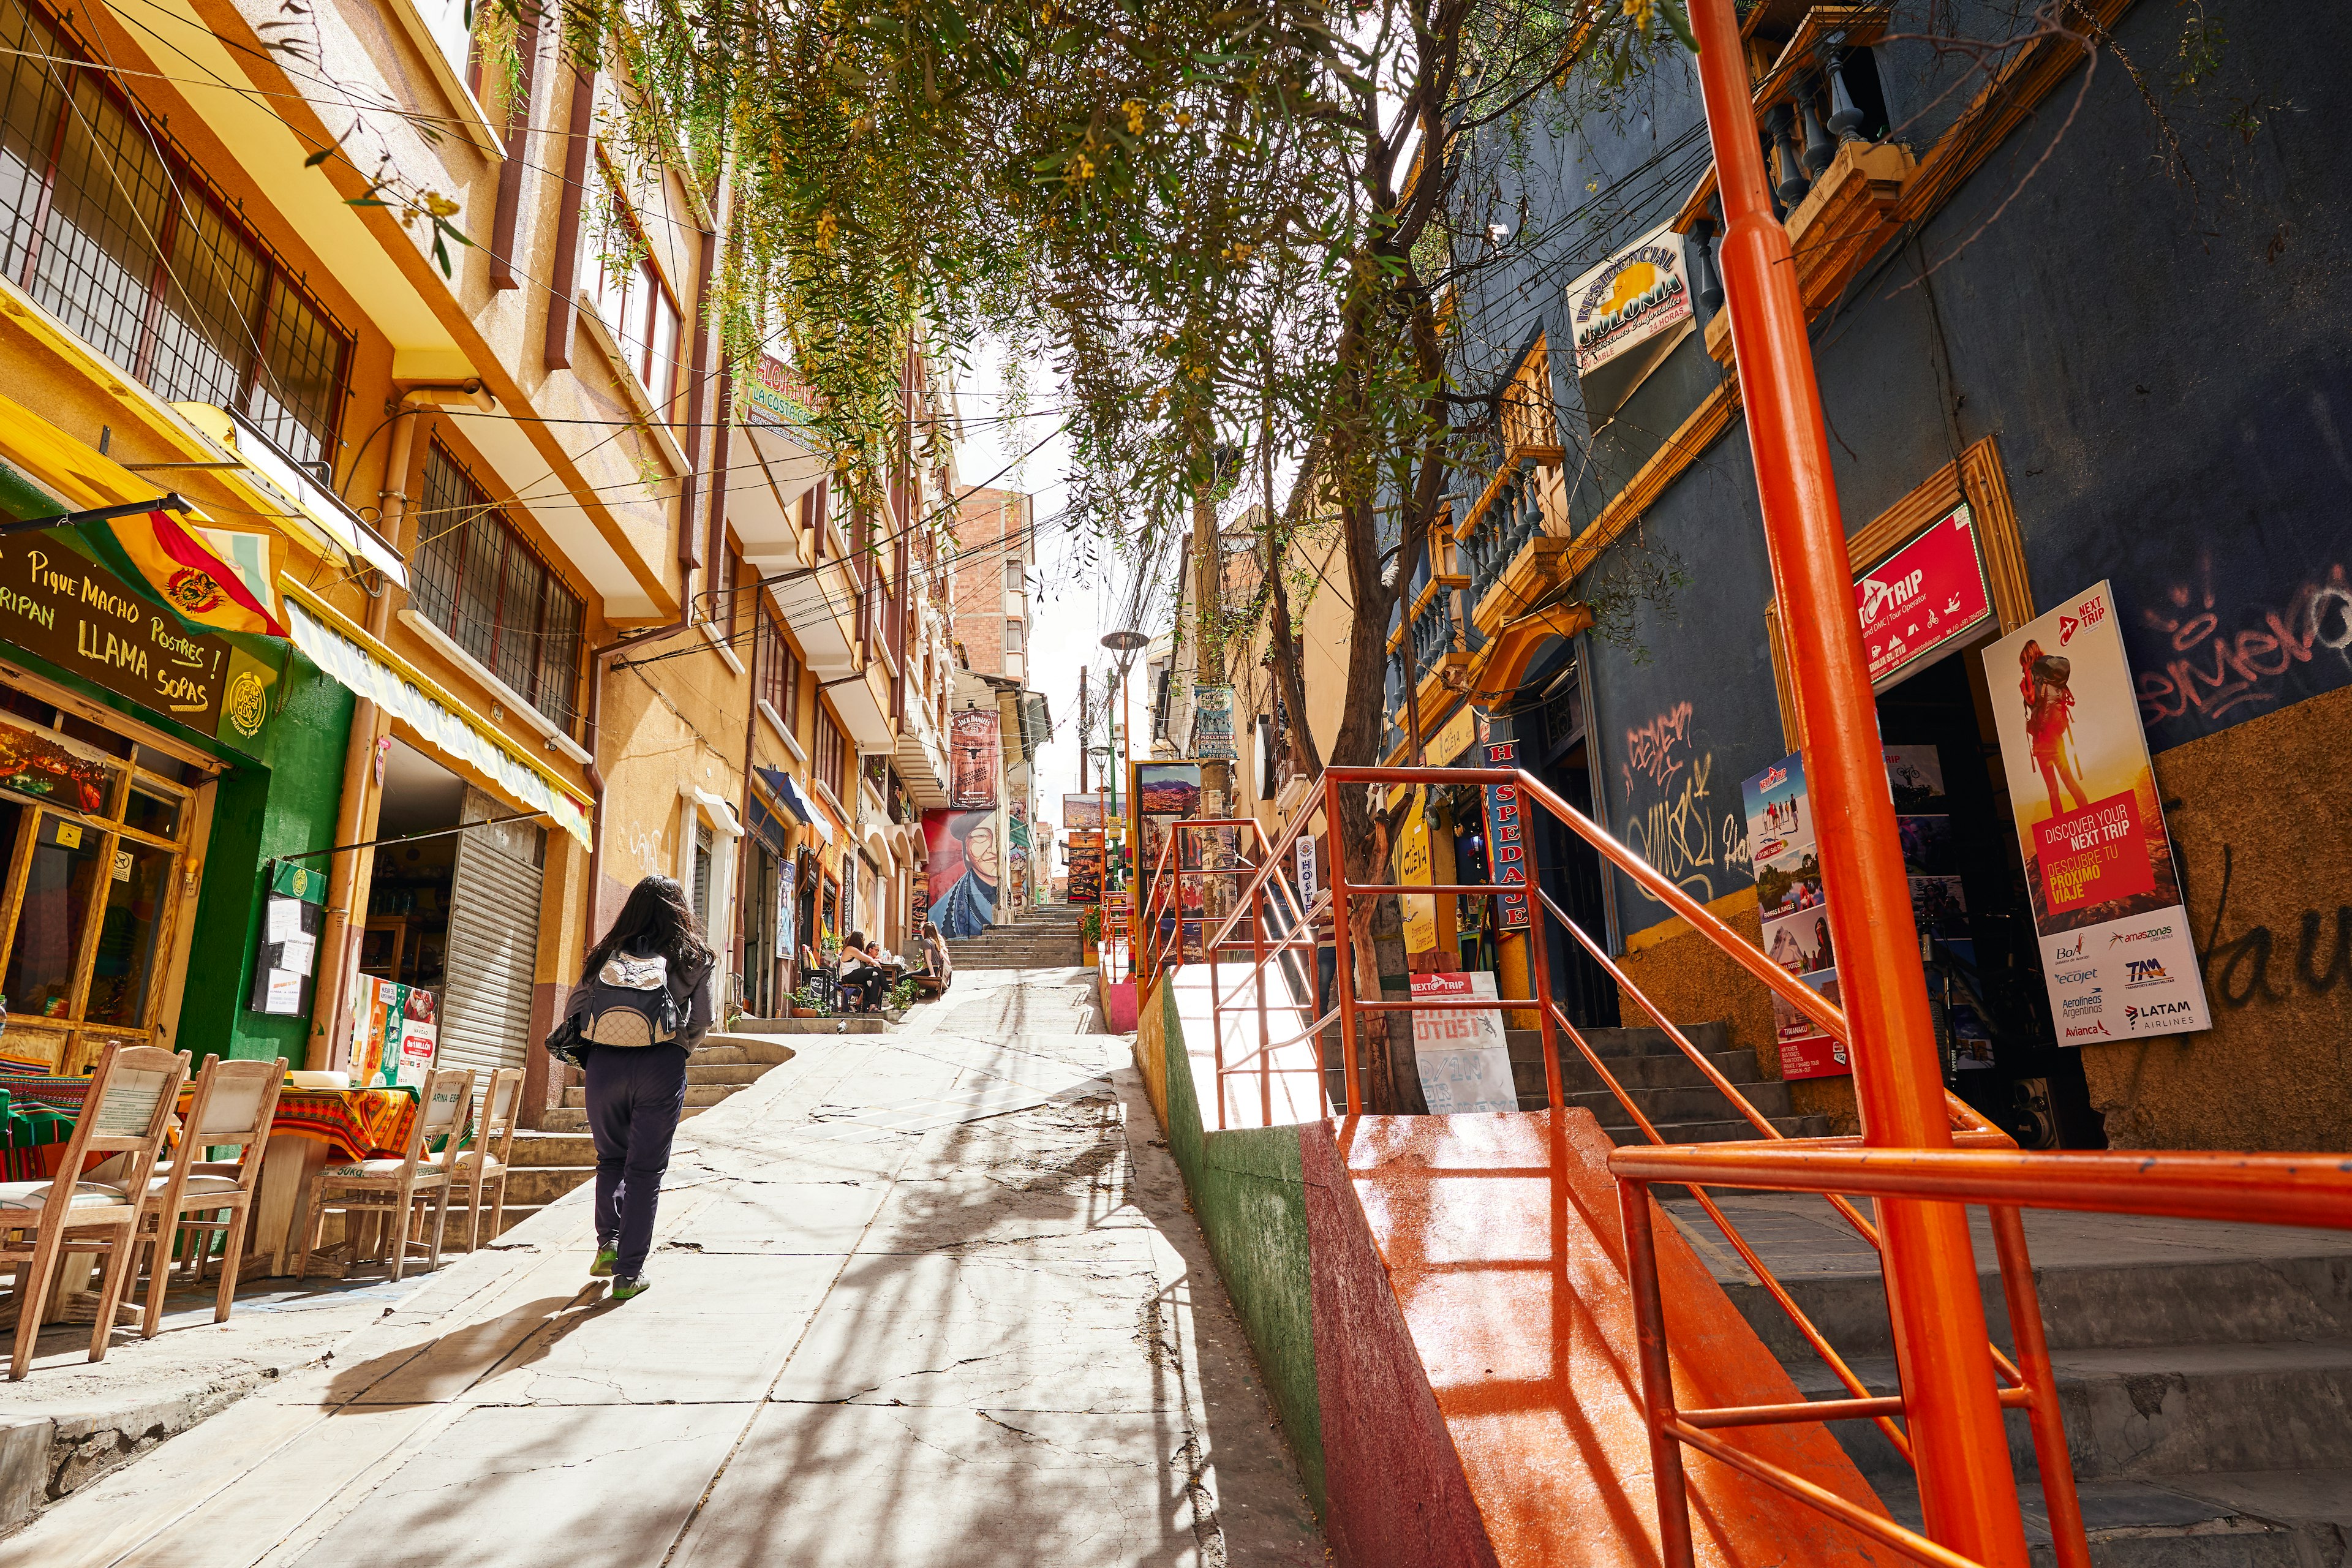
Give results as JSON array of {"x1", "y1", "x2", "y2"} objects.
[{"x1": 6, "y1": 971, "x2": 1321, "y2": 1568}]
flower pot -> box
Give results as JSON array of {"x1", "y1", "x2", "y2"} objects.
[{"x1": 790, "y1": 1005, "x2": 820, "y2": 1019}]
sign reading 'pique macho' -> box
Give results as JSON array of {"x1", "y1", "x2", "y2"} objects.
[{"x1": 0, "y1": 538, "x2": 276, "y2": 754}]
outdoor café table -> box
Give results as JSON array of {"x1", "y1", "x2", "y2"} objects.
[{"x1": 243, "y1": 1085, "x2": 429, "y2": 1276}]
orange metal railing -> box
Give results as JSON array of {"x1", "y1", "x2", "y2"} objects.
[{"x1": 1152, "y1": 761, "x2": 2094, "y2": 1566}]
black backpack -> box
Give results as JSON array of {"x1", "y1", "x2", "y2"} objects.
[{"x1": 576, "y1": 949, "x2": 682, "y2": 1047}]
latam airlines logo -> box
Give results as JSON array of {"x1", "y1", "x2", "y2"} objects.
[
  {"x1": 2109, "y1": 924, "x2": 2176, "y2": 948},
  {"x1": 2063, "y1": 1021, "x2": 2113, "y2": 1039},
  {"x1": 2124, "y1": 958, "x2": 2171, "y2": 987},
  {"x1": 2126, "y1": 1001, "x2": 2197, "y2": 1027}
]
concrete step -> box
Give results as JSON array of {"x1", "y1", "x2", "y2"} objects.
[
  {"x1": 507, "y1": 1130, "x2": 596, "y2": 1166},
  {"x1": 535, "y1": 1104, "x2": 714, "y2": 1133},
  {"x1": 1507, "y1": 1030, "x2": 1761, "y2": 1093},
  {"x1": 560, "y1": 1081, "x2": 745, "y2": 1110},
  {"x1": 1601, "y1": 1114, "x2": 1832, "y2": 1144},
  {"x1": 505, "y1": 1164, "x2": 595, "y2": 1207},
  {"x1": 723, "y1": 1016, "x2": 892, "y2": 1035},
  {"x1": 687, "y1": 1061, "x2": 768, "y2": 1085},
  {"x1": 1571, "y1": 1080, "x2": 1796, "y2": 1127},
  {"x1": 1867, "y1": 1471, "x2": 2342, "y2": 1568},
  {"x1": 693, "y1": 1036, "x2": 801, "y2": 1063}
]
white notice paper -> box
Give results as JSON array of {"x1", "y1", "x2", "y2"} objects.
[
  {"x1": 266, "y1": 899, "x2": 306, "y2": 943},
  {"x1": 262, "y1": 968, "x2": 304, "y2": 1012},
  {"x1": 1411, "y1": 970, "x2": 1520, "y2": 1114}
]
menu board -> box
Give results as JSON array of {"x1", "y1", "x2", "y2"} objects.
[{"x1": 1066, "y1": 831, "x2": 1104, "y2": 905}]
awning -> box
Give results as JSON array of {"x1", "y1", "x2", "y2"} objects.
[
  {"x1": 758, "y1": 765, "x2": 832, "y2": 846},
  {"x1": 691, "y1": 787, "x2": 744, "y2": 838},
  {"x1": 744, "y1": 790, "x2": 791, "y2": 857},
  {"x1": 283, "y1": 587, "x2": 592, "y2": 849},
  {"x1": 181, "y1": 404, "x2": 409, "y2": 587}
]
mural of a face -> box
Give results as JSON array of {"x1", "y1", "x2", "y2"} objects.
[{"x1": 967, "y1": 823, "x2": 1000, "y2": 879}]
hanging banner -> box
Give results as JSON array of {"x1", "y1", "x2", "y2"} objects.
[
  {"x1": 1296, "y1": 834, "x2": 1317, "y2": 910},
  {"x1": 922, "y1": 808, "x2": 998, "y2": 938},
  {"x1": 948, "y1": 708, "x2": 1001, "y2": 809},
  {"x1": 1985, "y1": 582, "x2": 2210, "y2": 1043},
  {"x1": 1411, "y1": 970, "x2": 1519, "y2": 1114},
  {"x1": 1396, "y1": 789, "x2": 1437, "y2": 954},
  {"x1": 1480, "y1": 739, "x2": 1529, "y2": 929},
  {"x1": 1193, "y1": 684, "x2": 1237, "y2": 760},
  {"x1": 1857, "y1": 505, "x2": 1994, "y2": 687},
  {"x1": 1062, "y1": 794, "x2": 1107, "y2": 830},
  {"x1": 1743, "y1": 752, "x2": 1850, "y2": 1081},
  {"x1": 1067, "y1": 831, "x2": 1104, "y2": 905}
]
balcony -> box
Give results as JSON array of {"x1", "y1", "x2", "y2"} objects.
[
  {"x1": 1676, "y1": 9, "x2": 1916, "y2": 364},
  {"x1": 1458, "y1": 447, "x2": 1570, "y2": 637},
  {"x1": 1385, "y1": 572, "x2": 1472, "y2": 739}
]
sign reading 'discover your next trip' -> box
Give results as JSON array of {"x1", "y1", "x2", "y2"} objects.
[{"x1": 1983, "y1": 582, "x2": 2211, "y2": 1044}]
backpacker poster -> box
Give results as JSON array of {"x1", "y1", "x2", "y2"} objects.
[
  {"x1": 949, "y1": 708, "x2": 1001, "y2": 809},
  {"x1": 1984, "y1": 582, "x2": 2211, "y2": 1043}
]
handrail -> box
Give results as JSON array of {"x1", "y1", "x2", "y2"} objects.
[{"x1": 1147, "y1": 758, "x2": 2079, "y2": 1559}]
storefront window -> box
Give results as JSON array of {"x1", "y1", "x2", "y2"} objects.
[
  {"x1": 5, "y1": 813, "x2": 104, "y2": 1019},
  {"x1": 123, "y1": 780, "x2": 181, "y2": 839},
  {"x1": 84, "y1": 840, "x2": 174, "y2": 1026}
]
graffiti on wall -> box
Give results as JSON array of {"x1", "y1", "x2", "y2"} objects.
[
  {"x1": 2198, "y1": 842, "x2": 2352, "y2": 1011},
  {"x1": 2132, "y1": 555, "x2": 2352, "y2": 747},
  {"x1": 922, "y1": 809, "x2": 998, "y2": 938},
  {"x1": 1619, "y1": 702, "x2": 1750, "y2": 905}
]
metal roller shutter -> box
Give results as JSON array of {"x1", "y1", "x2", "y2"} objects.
[{"x1": 437, "y1": 799, "x2": 544, "y2": 1107}]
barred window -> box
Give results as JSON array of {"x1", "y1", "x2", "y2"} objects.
[
  {"x1": 813, "y1": 706, "x2": 846, "y2": 803},
  {"x1": 412, "y1": 443, "x2": 584, "y2": 735},
  {"x1": 587, "y1": 159, "x2": 685, "y2": 414},
  {"x1": 0, "y1": 0, "x2": 350, "y2": 465},
  {"x1": 755, "y1": 602, "x2": 799, "y2": 733}
]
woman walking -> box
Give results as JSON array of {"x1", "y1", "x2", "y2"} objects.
[{"x1": 559, "y1": 876, "x2": 714, "y2": 1299}]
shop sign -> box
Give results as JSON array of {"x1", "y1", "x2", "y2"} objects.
[
  {"x1": 1479, "y1": 739, "x2": 1529, "y2": 929},
  {"x1": 1410, "y1": 970, "x2": 1518, "y2": 1113},
  {"x1": 1983, "y1": 582, "x2": 2210, "y2": 1042},
  {"x1": 1295, "y1": 835, "x2": 1317, "y2": 910},
  {"x1": 0, "y1": 538, "x2": 276, "y2": 755},
  {"x1": 1430, "y1": 703, "x2": 1478, "y2": 766},
  {"x1": 1067, "y1": 831, "x2": 1104, "y2": 905},
  {"x1": 1396, "y1": 790, "x2": 1436, "y2": 954},
  {"x1": 949, "y1": 708, "x2": 1001, "y2": 809},
  {"x1": 1856, "y1": 505, "x2": 1993, "y2": 687},
  {"x1": 1193, "y1": 683, "x2": 1237, "y2": 761},
  {"x1": 1743, "y1": 752, "x2": 1851, "y2": 1082},
  {"x1": 1565, "y1": 220, "x2": 1694, "y2": 417}
]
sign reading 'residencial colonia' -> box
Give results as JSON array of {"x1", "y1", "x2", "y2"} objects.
[
  {"x1": 1983, "y1": 582, "x2": 2212, "y2": 1044},
  {"x1": 1564, "y1": 220, "x2": 1695, "y2": 419}
]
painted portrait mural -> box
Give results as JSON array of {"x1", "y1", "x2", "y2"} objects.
[{"x1": 924, "y1": 809, "x2": 999, "y2": 938}]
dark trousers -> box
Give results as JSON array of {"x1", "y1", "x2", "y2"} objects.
[{"x1": 585, "y1": 1044, "x2": 689, "y2": 1276}]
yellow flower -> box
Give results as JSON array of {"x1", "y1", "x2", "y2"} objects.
[
  {"x1": 423, "y1": 191, "x2": 461, "y2": 219},
  {"x1": 815, "y1": 209, "x2": 839, "y2": 249},
  {"x1": 1174, "y1": 110, "x2": 1194, "y2": 129},
  {"x1": 1123, "y1": 100, "x2": 1146, "y2": 135},
  {"x1": 1622, "y1": 0, "x2": 1658, "y2": 26},
  {"x1": 1071, "y1": 153, "x2": 1095, "y2": 180}
]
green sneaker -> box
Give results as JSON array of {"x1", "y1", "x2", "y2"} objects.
[
  {"x1": 611, "y1": 1274, "x2": 651, "y2": 1301},
  {"x1": 589, "y1": 1244, "x2": 619, "y2": 1278}
]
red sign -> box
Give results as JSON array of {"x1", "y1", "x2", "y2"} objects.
[
  {"x1": 1480, "y1": 740, "x2": 1529, "y2": 929},
  {"x1": 1855, "y1": 507, "x2": 1992, "y2": 685},
  {"x1": 2032, "y1": 790, "x2": 2155, "y2": 914},
  {"x1": 1780, "y1": 1032, "x2": 1852, "y2": 1081}
]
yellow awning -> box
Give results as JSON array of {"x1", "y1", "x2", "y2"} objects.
[{"x1": 280, "y1": 579, "x2": 593, "y2": 850}]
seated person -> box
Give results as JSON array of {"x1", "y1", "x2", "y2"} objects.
[
  {"x1": 838, "y1": 930, "x2": 895, "y2": 1013},
  {"x1": 910, "y1": 921, "x2": 952, "y2": 998}
]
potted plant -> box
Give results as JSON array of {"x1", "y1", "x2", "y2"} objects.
[
  {"x1": 788, "y1": 981, "x2": 830, "y2": 1019},
  {"x1": 1079, "y1": 906, "x2": 1102, "y2": 965},
  {"x1": 881, "y1": 976, "x2": 919, "y2": 1022}
]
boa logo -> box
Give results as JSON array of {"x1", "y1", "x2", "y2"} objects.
[{"x1": 2052, "y1": 935, "x2": 2086, "y2": 961}]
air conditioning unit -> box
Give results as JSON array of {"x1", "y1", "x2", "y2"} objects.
[{"x1": 1275, "y1": 775, "x2": 1311, "y2": 818}]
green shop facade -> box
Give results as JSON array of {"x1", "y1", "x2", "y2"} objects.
[{"x1": 0, "y1": 461, "x2": 349, "y2": 1077}]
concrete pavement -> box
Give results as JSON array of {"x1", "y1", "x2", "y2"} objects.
[{"x1": 3, "y1": 968, "x2": 1322, "y2": 1567}]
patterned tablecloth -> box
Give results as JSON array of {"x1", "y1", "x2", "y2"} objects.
[{"x1": 0, "y1": 1077, "x2": 423, "y2": 1177}]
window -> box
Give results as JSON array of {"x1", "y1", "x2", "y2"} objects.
[
  {"x1": 813, "y1": 706, "x2": 846, "y2": 803},
  {"x1": 756, "y1": 603, "x2": 800, "y2": 732},
  {"x1": 725, "y1": 541, "x2": 747, "y2": 639},
  {"x1": 412, "y1": 443, "x2": 586, "y2": 734},
  {"x1": 587, "y1": 160, "x2": 685, "y2": 413},
  {"x1": 1004, "y1": 619, "x2": 1024, "y2": 655},
  {"x1": 0, "y1": 0, "x2": 350, "y2": 465},
  {"x1": 1003, "y1": 559, "x2": 1023, "y2": 592},
  {"x1": 691, "y1": 821, "x2": 714, "y2": 927}
]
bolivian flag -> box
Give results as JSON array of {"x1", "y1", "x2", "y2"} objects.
[{"x1": 74, "y1": 509, "x2": 287, "y2": 638}]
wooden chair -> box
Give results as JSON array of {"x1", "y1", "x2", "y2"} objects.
[
  {"x1": 134, "y1": 1055, "x2": 284, "y2": 1337},
  {"x1": 295, "y1": 1067, "x2": 474, "y2": 1283},
  {"x1": 0, "y1": 1044, "x2": 189, "y2": 1379},
  {"x1": 436, "y1": 1068, "x2": 523, "y2": 1253}
]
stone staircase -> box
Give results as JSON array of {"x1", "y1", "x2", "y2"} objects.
[
  {"x1": 1684, "y1": 1199, "x2": 2352, "y2": 1564},
  {"x1": 1506, "y1": 1021, "x2": 1833, "y2": 1140},
  {"x1": 497, "y1": 1034, "x2": 798, "y2": 1235},
  {"x1": 943, "y1": 901, "x2": 1085, "y2": 970}
]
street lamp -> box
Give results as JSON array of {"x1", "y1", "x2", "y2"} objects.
[{"x1": 1099, "y1": 629, "x2": 1148, "y2": 818}]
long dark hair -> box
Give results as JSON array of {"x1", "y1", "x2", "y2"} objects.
[{"x1": 584, "y1": 876, "x2": 712, "y2": 982}]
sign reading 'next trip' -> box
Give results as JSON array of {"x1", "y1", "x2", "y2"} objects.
[
  {"x1": 1856, "y1": 505, "x2": 1992, "y2": 687},
  {"x1": 0, "y1": 537, "x2": 275, "y2": 755}
]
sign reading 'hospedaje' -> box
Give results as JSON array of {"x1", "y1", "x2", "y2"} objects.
[{"x1": 0, "y1": 535, "x2": 276, "y2": 755}]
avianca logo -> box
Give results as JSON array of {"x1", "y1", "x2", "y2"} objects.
[{"x1": 2062, "y1": 1021, "x2": 2112, "y2": 1039}]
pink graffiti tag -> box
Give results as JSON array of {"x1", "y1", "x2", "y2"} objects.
[
  {"x1": 2137, "y1": 557, "x2": 2352, "y2": 728},
  {"x1": 1622, "y1": 701, "x2": 1696, "y2": 799}
]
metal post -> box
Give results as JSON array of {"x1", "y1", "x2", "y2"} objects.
[
  {"x1": 1991, "y1": 1204, "x2": 2092, "y2": 1568},
  {"x1": 1324, "y1": 772, "x2": 1363, "y2": 1117},
  {"x1": 1687, "y1": 0, "x2": 2028, "y2": 1559},
  {"x1": 1254, "y1": 839, "x2": 1273, "y2": 1127},
  {"x1": 1518, "y1": 771, "x2": 1566, "y2": 1114},
  {"x1": 1618, "y1": 1178, "x2": 1696, "y2": 1568}
]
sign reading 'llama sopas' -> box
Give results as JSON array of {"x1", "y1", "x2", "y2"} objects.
[{"x1": 1564, "y1": 220, "x2": 1695, "y2": 420}]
